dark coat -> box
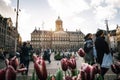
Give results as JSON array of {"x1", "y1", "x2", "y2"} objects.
[
  {"x1": 95, "y1": 37, "x2": 110, "y2": 65},
  {"x1": 20, "y1": 46, "x2": 29, "y2": 61}
]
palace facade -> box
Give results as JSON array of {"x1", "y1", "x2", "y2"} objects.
[{"x1": 31, "y1": 17, "x2": 85, "y2": 51}]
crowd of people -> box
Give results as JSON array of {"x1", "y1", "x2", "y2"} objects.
[{"x1": 83, "y1": 30, "x2": 113, "y2": 80}]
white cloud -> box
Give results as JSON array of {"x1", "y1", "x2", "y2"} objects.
[
  {"x1": 94, "y1": 5, "x2": 117, "y2": 20},
  {"x1": 91, "y1": 0, "x2": 103, "y2": 7},
  {"x1": 47, "y1": 0, "x2": 119, "y2": 35},
  {"x1": 105, "y1": 0, "x2": 120, "y2": 8},
  {"x1": 72, "y1": 17, "x2": 85, "y2": 25},
  {"x1": 48, "y1": 0, "x2": 90, "y2": 17},
  {"x1": 109, "y1": 24, "x2": 117, "y2": 30},
  {"x1": 3, "y1": 0, "x2": 11, "y2": 5},
  {"x1": 0, "y1": 0, "x2": 15, "y2": 18},
  {"x1": 18, "y1": 9, "x2": 32, "y2": 41}
]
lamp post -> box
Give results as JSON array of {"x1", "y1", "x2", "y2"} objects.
[{"x1": 14, "y1": 0, "x2": 20, "y2": 52}]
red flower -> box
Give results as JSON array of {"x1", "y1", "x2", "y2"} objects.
[
  {"x1": 5, "y1": 66, "x2": 16, "y2": 80},
  {"x1": 80, "y1": 63, "x2": 100, "y2": 80},
  {"x1": 65, "y1": 76, "x2": 72, "y2": 80},
  {"x1": 33, "y1": 55, "x2": 47, "y2": 80},
  {"x1": 0, "y1": 69, "x2": 6, "y2": 80},
  {"x1": 68, "y1": 57, "x2": 76, "y2": 69},
  {"x1": 111, "y1": 61, "x2": 120, "y2": 74},
  {"x1": 61, "y1": 58, "x2": 68, "y2": 71},
  {"x1": 77, "y1": 48, "x2": 85, "y2": 57}
]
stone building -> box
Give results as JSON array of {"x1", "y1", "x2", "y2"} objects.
[
  {"x1": 0, "y1": 14, "x2": 21, "y2": 52},
  {"x1": 31, "y1": 17, "x2": 85, "y2": 52},
  {"x1": 109, "y1": 30, "x2": 117, "y2": 51}
]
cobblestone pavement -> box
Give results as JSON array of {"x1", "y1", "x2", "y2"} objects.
[{"x1": 16, "y1": 53, "x2": 117, "y2": 80}]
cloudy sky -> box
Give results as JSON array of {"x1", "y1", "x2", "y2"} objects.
[{"x1": 0, "y1": 0, "x2": 120, "y2": 41}]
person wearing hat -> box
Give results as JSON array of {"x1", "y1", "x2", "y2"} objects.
[{"x1": 95, "y1": 30, "x2": 110, "y2": 80}]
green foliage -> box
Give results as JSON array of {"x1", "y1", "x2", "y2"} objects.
[
  {"x1": 47, "y1": 74, "x2": 56, "y2": 80},
  {"x1": 30, "y1": 69, "x2": 38, "y2": 80},
  {"x1": 31, "y1": 70, "x2": 35, "y2": 80},
  {"x1": 71, "y1": 69, "x2": 79, "y2": 77},
  {"x1": 95, "y1": 75, "x2": 103, "y2": 80},
  {"x1": 46, "y1": 75, "x2": 51, "y2": 80},
  {"x1": 55, "y1": 69, "x2": 63, "y2": 80},
  {"x1": 54, "y1": 52, "x2": 63, "y2": 60}
]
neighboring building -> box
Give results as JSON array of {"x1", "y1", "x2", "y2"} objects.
[
  {"x1": 31, "y1": 16, "x2": 85, "y2": 52},
  {"x1": 0, "y1": 14, "x2": 21, "y2": 52},
  {"x1": 109, "y1": 30, "x2": 117, "y2": 51}
]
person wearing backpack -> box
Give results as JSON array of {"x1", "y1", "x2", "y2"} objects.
[{"x1": 84, "y1": 33, "x2": 95, "y2": 65}]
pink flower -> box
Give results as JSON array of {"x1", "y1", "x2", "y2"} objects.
[
  {"x1": 77, "y1": 48, "x2": 85, "y2": 57},
  {"x1": 79, "y1": 63, "x2": 100, "y2": 80},
  {"x1": 61, "y1": 58, "x2": 68, "y2": 71},
  {"x1": 68, "y1": 57, "x2": 76, "y2": 69},
  {"x1": 33, "y1": 55, "x2": 47, "y2": 80}
]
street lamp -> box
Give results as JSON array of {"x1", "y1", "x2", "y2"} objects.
[
  {"x1": 14, "y1": 0, "x2": 20, "y2": 52},
  {"x1": 15, "y1": 0, "x2": 20, "y2": 30}
]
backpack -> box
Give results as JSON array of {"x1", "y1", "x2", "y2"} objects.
[{"x1": 83, "y1": 42, "x2": 91, "y2": 53}]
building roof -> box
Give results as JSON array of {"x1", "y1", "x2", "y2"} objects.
[{"x1": 53, "y1": 31, "x2": 68, "y2": 35}]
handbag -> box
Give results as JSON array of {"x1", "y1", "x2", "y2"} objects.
[
  {"x1": 93, "y1": 47, "x2": 97, "y2": 58},
  {"x1": 101, "y1": 53, "x2": 113, "y2": 68}
]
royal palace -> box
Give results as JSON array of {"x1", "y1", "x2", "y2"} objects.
[{"x1": 31, "y1": 17, "x2": 85, "y2": 51}]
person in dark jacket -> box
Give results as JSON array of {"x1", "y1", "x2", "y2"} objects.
[
  {"x1": 84, "y1": 33, "x2": 95, "y2": 65},
  {"x1": 20, "y1": 42, "x2": 30, "y2": 75},
  {"x1": 95, "y1": 30, "x2": 110, "y2": 80},
  {"x1": 43, "y1": 48, "x2": 51, "y2": 63},
  {"x1": 0, "y1": 48, "x2": 6, "y2": 69}
]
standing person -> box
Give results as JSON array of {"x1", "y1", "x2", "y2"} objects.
[
  {"x1": 20, "y1": 42, "x2": 30, "y2": 75},
  {"x1": 0, "y1": 48, "x2": 6, "y2": 69},
  {"x1": 43, "y1": 48, "x2": 51, "y2": 63},
  {"x1": 84, "y1": 33, "x2": 95, "y2": 65},
  {"x1": 47, "y1": 48, "x2": 51, "y2": 63},
  {"x1": 95, "y1": 30, "x2": 110, "y2": 80},
  {"x1": 43, "y1": 49, "x2": 47, "y2": 60},
  {"x1": 28, "y1": 44, "x2": 34, "y2": 61}
]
